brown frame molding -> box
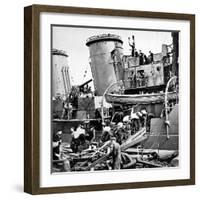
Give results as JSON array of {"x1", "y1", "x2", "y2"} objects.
[{"x1": 24, "y1": 4, "x2": 195, "y2": 194}]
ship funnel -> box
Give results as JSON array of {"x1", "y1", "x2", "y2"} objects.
[{"x1": 86, "y1": 34, "x2": 123, "y2": 96}]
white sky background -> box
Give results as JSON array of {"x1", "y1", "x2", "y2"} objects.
[{"x1": 52, "y1": 26, "x2": 172, "y2": 86}]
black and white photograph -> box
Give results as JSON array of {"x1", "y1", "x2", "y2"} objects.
[{"x1": 51, "y1": 25, "x2": 179, "y2": 173}]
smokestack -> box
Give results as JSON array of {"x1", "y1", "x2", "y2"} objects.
[{"x1": 86, "y1": 34, "x2": 123, "y2": 96}]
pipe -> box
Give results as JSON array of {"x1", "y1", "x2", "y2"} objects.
[
  {"x1": 164, "y1": 76, "x2": 177, "y2": 139},
  {"x1": 61, "y1": 67, "x2": 68, "y2": 96}
]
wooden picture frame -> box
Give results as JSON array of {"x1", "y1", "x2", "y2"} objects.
[{"x1": 24, "y1": 4, "x2": 195, "y2": 194}]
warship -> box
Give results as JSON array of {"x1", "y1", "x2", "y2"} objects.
[{"x1": 52, "y1": 32, "x2": 179, "y2": 172}]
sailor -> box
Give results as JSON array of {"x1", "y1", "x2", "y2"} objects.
[
  {"x1": 129, "y1": 71, "x2": 136, "y2": 88},
  {"x1": 70, "y1": 124, "x2": 86, "y2": 153},
  {"x1": 148, "y1": 51, "x2": 154, "y2": 63},
  {"x1": 123, "y1": 116, "x2": 131, "y2": 140},
  {"x1": 140, "y1": 109, "x2": 148, "y2": 127},
  {"x1": 140, "y1": 71, "x2": 146, "y2": 87},
  {"x1": 114, "y1": 122, "x2": 125, "y2": 145},
  {"x1": 52, "y1": 130, "x2": 62, "y2": 160},
  {"x1": 84, "y1": 120, "x2": 96, "y2": 143},
  {"x1": 128, "y1": 72, "x2": 133, "y2": 88},
  {"x1": 136, "y1": 71, "x2": 142, "y2": 87},
  {"x1": 136, "y1": 111, "x2": 143, "y2": 130},
  {"x1": 134, "y1": 49, "x2": 139, "y2": 57},
  {"x1": 109, "y1": 136, "x2": 122, "y2": 170},
  {"x1": 143, "y1": 54, "x2": 149, "y2": 64},
  {"x1": 139, "y1": 50, "x2": 144, "y2": 65},
  {"x1": 99, "y1": 136, "x2": 121, "y2": 170},
  {"x1": 101, "y1": 124, "x2": 112, "y2": 143},
  {"x1": 130, "y1": 112, "x2": 140, "y2": 133}
]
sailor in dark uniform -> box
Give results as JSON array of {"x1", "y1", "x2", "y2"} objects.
[{"x1": 148, "y1": 51, "x2": 154, "y2": 63}]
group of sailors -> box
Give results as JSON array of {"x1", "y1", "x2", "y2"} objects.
[
  {"x1": 70, "y1": 121, "x2": 96, "y2": 153},
  {"x1": 128, "y1": 70, "x2": 148, "y2": 88},
  {"x1": 99, "y1": 108, "x2": 151, "y2": 169},
  {"x1": 52, "y1": 121, "x2": 96, "y2": 160},
  {"x1": 127, "y1": 65, "x2": 163, "y2": 89},
  {"x1": 102, "y1": 108, "x2": 148, "y2": 144},
  {"x1": 79, "y1": 84, "x2": 93, "y2": 97},
  {"x1": 52, "y1": 107, "x2": 154, "y2": 170},
  {"x1": 61, "y1": 84, "x2": 93, "y2": 120},
  {"x1": 128, "y1": 35, "x2": 154, "y2": 65}
]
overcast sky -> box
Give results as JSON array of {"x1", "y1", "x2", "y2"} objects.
[{"x1": 52, "y1": 26, "x2": 172, "y2": 86}]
